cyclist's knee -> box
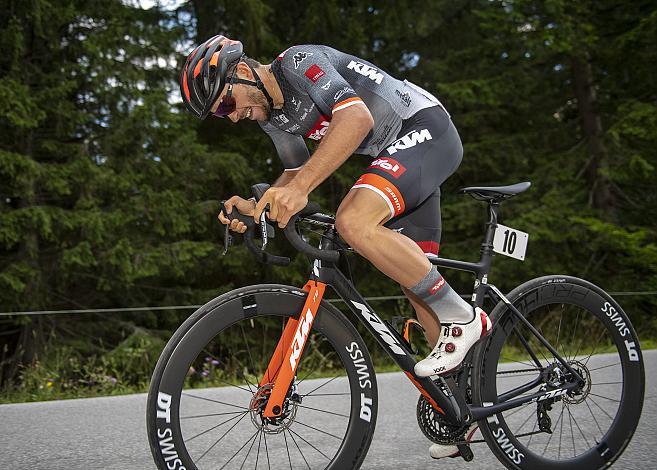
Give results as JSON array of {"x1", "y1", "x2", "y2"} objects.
[{"x1": 335, "y1": 208, "x2": 377, "y2": 248}]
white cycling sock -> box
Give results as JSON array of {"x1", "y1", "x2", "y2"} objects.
[{"x1": 409, "y1": 265, "x2": 475, "y2": 324}]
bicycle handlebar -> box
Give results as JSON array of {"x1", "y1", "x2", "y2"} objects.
[{"x1": 221, "y1": 184, "x2": 341, "y2": 265}]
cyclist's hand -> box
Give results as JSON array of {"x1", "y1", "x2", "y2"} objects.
[
  {"x1": 254, "y1": 186, "x2": 308, "y2": 229},
  {"x1": 218, "y1": 195, "x2": 256, "y2": 234}
]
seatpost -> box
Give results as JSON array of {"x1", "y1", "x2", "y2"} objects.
[{"x1": 471, "y1": 202, "x2": 500, "y2": 307}]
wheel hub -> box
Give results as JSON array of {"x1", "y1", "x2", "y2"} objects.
[{"x1": 249, "y1": 383, "x2": 301, "y2": 434}]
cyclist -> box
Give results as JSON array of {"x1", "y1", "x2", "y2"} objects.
[{"x1": 180, "y1": 35, "x2": 491, "y2": 459}]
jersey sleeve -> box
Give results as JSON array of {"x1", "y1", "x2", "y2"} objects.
[
  {"x1": 258, "y1": 121, "x2": 310, "y2": 170},
  {"x1": 278, "y1": 46, "x2": 367, "y2": 116}
]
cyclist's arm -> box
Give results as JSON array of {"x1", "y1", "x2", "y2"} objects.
[
  {"x1": 278, "y1": 47, "x2": 374, "y2": 193},
  {"x1": 272, "y1": 169, "x2": 299, "y2": 187},
  {"x1": 291, "y1": 105, "x2": 372, "y2": 193},
  {"x1": 258, "y1": 121, "x2": 309, "y2": 174}
]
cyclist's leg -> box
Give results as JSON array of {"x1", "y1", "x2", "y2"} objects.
[{"x1": 335, "y1": 105, "x2": 455, "y2": 288}]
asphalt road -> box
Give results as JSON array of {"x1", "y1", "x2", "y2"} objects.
[{"x1": 1, "y1": 350, "x2": 655, "y2": 469}]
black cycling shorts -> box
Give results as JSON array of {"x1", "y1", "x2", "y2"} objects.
[{"x1": 351, "y1": 106, "x2": 463, "y2": 255}]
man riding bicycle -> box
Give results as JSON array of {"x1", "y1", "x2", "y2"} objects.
[{"x1": 180, "y1": 35, "x2": 492, "y2": 459}]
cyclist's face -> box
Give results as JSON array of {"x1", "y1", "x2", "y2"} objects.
[{"x1": 211, "y1": 68, "x2": 270, "y2": 123}]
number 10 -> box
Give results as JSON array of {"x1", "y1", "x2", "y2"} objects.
[{"x1": 503, "y1": 229, "x2": 517, "y2": 254}]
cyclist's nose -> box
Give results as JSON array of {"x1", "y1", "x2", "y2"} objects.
[{"x1": 228, "y1": 111, "x2": 239, "y2": 123}]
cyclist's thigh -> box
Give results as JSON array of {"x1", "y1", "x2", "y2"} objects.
[
  {"x1": 385, "y1": 189, "x2": 443, "y2": 255},
  {"x1": 351, "y1": 105, "x2": 462, "y2": 253}
]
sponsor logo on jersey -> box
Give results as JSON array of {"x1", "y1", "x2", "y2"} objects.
[
  {"x1": 347, "y1": 60, "x2": 384, "y2": 84},
  {"x1": 300, "y1": 103, "x2": 316, "y2": 121},
  {"x1": 305, "y1": 64, "x2": 325, "y2": 83},
  {"x1": 395, "y1": 89, "x2": 412, "y2": 107},
  {"x1": 368, "y1": 157, "x2": 407, "y2": 178},
  {"x1": 291, "y1": 96, "x2": 302, "y2": 111},
  {"x1": 306, "y1": 116, "x2": 330, "y2": 140},
  {"x1": 333, "y1": 86, "x2": 356, "y2": 102},
  {"x1": 293, "y1": 51, "x2": 313, "y2": 69},
  {"x1": 386, "y1": 129, "x2": 432, "y2": 155},
  {"x1": 274, "y1": 113, "x2": 290, "y2": 125},
  {"x1": 286, "y1": 123, "x2": 300, "y2": 133},
  {"x1": 321, "y1": 80, "x2": 331, "y2": 90}
]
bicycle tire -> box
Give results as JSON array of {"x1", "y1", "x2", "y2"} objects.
[
  {"x1": 472, "y1": 275, "x2": 644, "y2": 469},
  {"x1": 147, "y1": 284, "x2": 378, "y2": 470}
]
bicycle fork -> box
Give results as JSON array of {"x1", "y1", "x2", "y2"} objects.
[{"x1": 259, "y1": 280, "x2": 326, "y2": 418}]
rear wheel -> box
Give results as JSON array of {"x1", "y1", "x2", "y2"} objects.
[
  {"x1": 473, "y1": 275, "x2": 644, "y2": 469},
  {"x1": 147, "y1": 284, "x2": 377, "y2": 470}
]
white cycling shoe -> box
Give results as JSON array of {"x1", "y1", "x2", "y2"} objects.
[
  {"x1": 429, "y1": 424, "x2": 479, "y2": 459},
  {"x1": 415, "y1": 307, "x2": 492, "y2": 377}
]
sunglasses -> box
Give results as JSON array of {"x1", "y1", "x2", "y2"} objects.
[{"x1": 212, "y1": 85, "x2": 236, "y2": 118}]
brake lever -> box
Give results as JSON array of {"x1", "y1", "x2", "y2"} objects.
[
  {"x1": 220, "y1": 201, "x2": 233, "y2": 256},
  {"x1": 222, "y1": 225, "x2": 233, "y2": 256},
  {"x1": 259, "y1": 203, "x2": 270, "y2": 251}
]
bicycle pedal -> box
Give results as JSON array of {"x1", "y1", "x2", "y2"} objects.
[{"x1": 456, "y1": 443, "x2": 474, "y2": 462}]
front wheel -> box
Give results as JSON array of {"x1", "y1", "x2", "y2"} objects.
[
  {"x1": 472, "y1": 275, "x2": 645, "y2": 469},
  {"x1": 147, "y1": 284, "x2": 378, "y2": 470}
]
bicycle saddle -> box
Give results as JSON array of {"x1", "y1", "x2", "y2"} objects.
[{"x1": 459, "y1": 181, "x2": 531, "y2": 201}]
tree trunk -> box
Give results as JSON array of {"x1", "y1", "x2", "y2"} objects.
[{"x1": 570, "y1": 53, "x2": 616, "y2": 216}]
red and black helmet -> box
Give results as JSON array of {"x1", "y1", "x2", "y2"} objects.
[{"x1": 180, "y1": 35, "x2": 244, "y2": 119}]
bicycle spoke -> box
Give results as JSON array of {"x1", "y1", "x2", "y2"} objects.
[
  {"x1": 301, "y1": 392, "x2": 350, "y2": 397},
  {"x1": 502, "y1": 402, "x2": 532, "y2": 420},
  {"x1": 297, "y1": 403, "x2": 350, "y2": 419},
  {"x1": 241, "y1": 323, "x2": 258, "y2": 377},
  {"x1": 264, "y1": 431, "x2": 271, "y2": 470},
  {"x1": 582, "y1": 328, "x2": 608, "y2": 366},
  {"x1": 555, "y1": 309, "x2": 564, "y2": 359},
  {"x1": 500, "y1": 356, "x2": 538, "y2": 368},
  {"x1": 288, "y1": 428, "x2": 332, "y2": 460},
  {"x1": 187, "y1": 411, "x2": 247, "y2": 443},
  {"x1": 201, "y1": 348, "x2": 254, "y2": 393},
  {"x1": 588, "y1": 392, "x2": 620, "y2": 403},
  {"x1": 591, "y1": 381, "x2": 623, "y2": 386},
  {"x1": 255, "y1": 429, "x2": 263, "y2": 470},
  {"x1": 182, "y1": 392, "x2": 250, "y2": 411},
  {"x1": 558, "y1": 401, "x2": 565, "y2": 459},
  {"x1": 588, "y1": 361, "x2": 621, "y2": 372},
  {"x1": 526, "y1": 414, "x2": 538, "y2": 448},
  {"x1": 240, "y1": 430, "x2": 262, "y2": 470},
  {"x1": 301, "y1": 374, "x2": 341, "y2": 397},
  {"x1": 566, "y1": 403, "x2": 590, "y2": 450},
  {"x1": 197, "y1": 411, "x2": 249, "y2": 463},
  {"x1": 287, "y1": 429, "x2": 312, "y2": 470},
  {"x1": 567, "y1": 309, "x2": 582, "y2": 361},
  {"x1": 283, "y1": 426, "x2": 293, "y2": 470},
  {"x1": 541, "y1": 403, "x2": 565, "y2": 457},
  {"x1": 217, "y1": 429, "x2": 259, "y2": 470},
  {"x1": 513, "y1": 406, "x2": 535, "y2": 435},
  {"x1": 584, "y1": 397, "x2": 605, "y2": 436},
  {"x1": 588, "y1": 396, "x2": 615, "y2": 421},
  {"x1": 181, "y1": 410, "x2": 247, "y2": 420},
  {"x1": 294, "y1": 419, "x2": 344, "y2": 440},
  {"x1": 568, "y1": 403, "x2": 576, "y2": 457}
]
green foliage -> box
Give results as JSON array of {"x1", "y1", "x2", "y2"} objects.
[{"x1": 0, "y1": 0, "x2": 655, "y2": 401}]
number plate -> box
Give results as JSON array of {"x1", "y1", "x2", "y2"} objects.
[{"x1": 493, "y1": 224, "x2": 529, "y2": 261}]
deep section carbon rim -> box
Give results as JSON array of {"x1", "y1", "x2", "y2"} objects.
[
  {"x1": 148, "y1": 286, "x2": 377, "y2": 470},
  {"x1": 476, "y1": 277, "x2": 644, "y2": 469}
]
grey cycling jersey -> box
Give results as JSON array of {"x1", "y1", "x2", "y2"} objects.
[{"x1": 258, "y1": 45, "x2": 446, "y2": 170}]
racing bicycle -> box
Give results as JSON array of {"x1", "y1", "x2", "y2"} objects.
[{"x1": 147, "y1": 181, "x2": 645, "y2": 469}]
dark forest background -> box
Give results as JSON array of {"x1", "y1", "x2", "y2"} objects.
[{"x1": 1, "y1": 0, "x2": 655, "y2": 401}]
